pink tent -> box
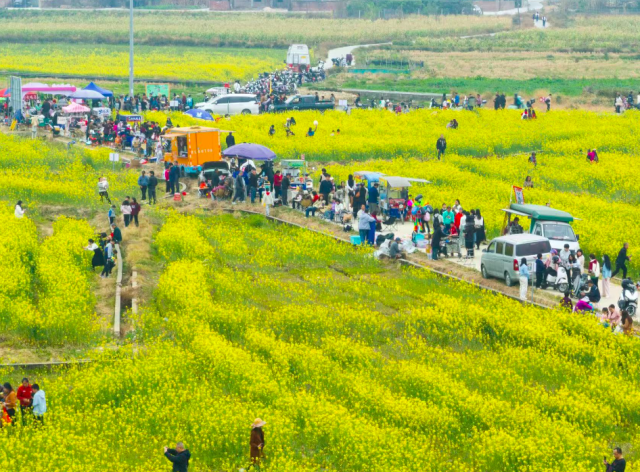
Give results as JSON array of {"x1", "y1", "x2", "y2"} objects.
[{"x1": 62, "y1": 102, "x2": 90, "y2": 113}]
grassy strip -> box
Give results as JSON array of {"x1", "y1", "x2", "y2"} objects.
[{"x1": 314, "y1": 76, "x2": 638, "y2": 97}]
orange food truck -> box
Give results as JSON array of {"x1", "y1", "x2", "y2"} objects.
[{"x1": 163, "y1": 126, "x2": 230, "y2": 177}]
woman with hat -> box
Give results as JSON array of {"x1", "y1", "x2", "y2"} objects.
[{"x1": 250, "y1": 418, "x2": 266, "y2": 467}]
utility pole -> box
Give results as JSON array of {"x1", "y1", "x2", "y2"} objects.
[{"x1": 129, "y1": 0, "x2": 134, "y2": 99}]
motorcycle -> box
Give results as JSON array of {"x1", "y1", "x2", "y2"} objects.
[
  {"x1": 618, "y1": 278, "x2": 638, "y2": 317},
  {"x1": 543, "y1": 259, "x2": 570, "y2": 293}
]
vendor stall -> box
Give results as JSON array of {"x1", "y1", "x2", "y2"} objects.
[
  {"x1": 280, "y1": 159, "x2": 312, "y2": 190},
  {"x1": 378, "y1": 176, "x2": 431, "y2": 218},
  {"x1": 354, "y1": 171, "x2": 384, "y2": 190}
]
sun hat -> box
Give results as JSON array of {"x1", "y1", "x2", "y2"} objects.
[{"x1": 251, "y1": 418, "x2": 266, "y2": 428}]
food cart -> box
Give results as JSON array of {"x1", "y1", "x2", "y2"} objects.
[
  {"x1": 378, "y1": 176, "x2": 431, "y2": 218},
  {"x1": 280, "y1": 159, "x2": 312, "y2": 190},
  {"x1": 163, "y1": 126, "x2": 228, "y2": 177}
]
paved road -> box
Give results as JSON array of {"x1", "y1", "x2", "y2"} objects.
[
  {"x1": 483, "y1": 0, "x2": 544, "y2": 15},
  {"x1": 389, "y1": 219, "x2": 621, "y2": 309}
]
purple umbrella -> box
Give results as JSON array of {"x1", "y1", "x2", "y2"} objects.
[{"x1": 222, "y1": 143, "x2": 276, "y2": 161}]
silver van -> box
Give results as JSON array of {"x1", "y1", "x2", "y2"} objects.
[{"x1": 480, "y1": 234, "x2": 552, "y2": 286}]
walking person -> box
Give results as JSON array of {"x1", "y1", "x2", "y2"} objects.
[
  {"x1": 519, "y1": 257, "x2": 530, "y2": 301},
  {"x1": 163, "y1": 442, "x2": 191, "y2": 472},
  {"x1": 98, "y1": 177, "x2": 112, "y2": 204},
  {"x1": 108, "y1": 205, "x2": 116, "y2": 225},
  {"x1": 249, "y1": 419, "x2": 266, "y2": 470},
  {"x1": 31, "y1": 384, "x2": 46, "y2": 424},
  {"x1": 601, "y1": 254, "x2": 612, "y2": 298},
  {"x1": 262, "y1": 189, "x2": 274, "y2": 216},
  {"x1": 612, "y1": 243, "x2": 631, "y2": 279},
  {"x1": 84, "y1": 238, "x2": 105, "y2": 272},
  {"x1": 130, "y1": 198, "x2": 141, "y2": 227},
  {"x1": 138, "y1": 171, "x2": 149, "y2": 202},
  {"x1": 436, "y1": 134, "x2": 447, "y2": 160},
  {"x1": 16, "y1": 378, "x2": 32, "y2": 426},
  {"x1": 121, "y1": 197, "x2": 132, "y2": 227},
  {"x1": 148, "y1": 171, "x2": 158, "y2": 204}
]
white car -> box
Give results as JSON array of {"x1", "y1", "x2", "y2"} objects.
[{"x1": 196, "y1": 94, "x2": 260, "y2": 116}]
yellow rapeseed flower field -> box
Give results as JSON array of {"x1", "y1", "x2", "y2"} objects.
[
  {"x1": 154, "y1": 108, "x2": 640, "y2": 274},
  {"x1": 3, "y1": 213, "x2": 637, "y2": 471}
]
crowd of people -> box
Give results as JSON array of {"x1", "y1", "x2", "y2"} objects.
[{"x1": 0, "y1": 378, "x2": 46, "y2": 426}]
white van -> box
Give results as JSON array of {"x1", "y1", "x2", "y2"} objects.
[
  {"x1": 286, "y1": 44, "x2": 311, "y2": 72},
  {"x1": 196, "y1": 94, "x2": 259, "y2": 116}
]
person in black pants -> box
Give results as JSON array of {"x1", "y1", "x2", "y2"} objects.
[
  {"x1": 147, "y1": 171, "x2": 158, "y2": 204},
  {"x1": 612, "y1": 242, "x2": 631, "y2": 279},
  {"x1": 281, "y1": 174, "x2": 290, "y2": 206}
]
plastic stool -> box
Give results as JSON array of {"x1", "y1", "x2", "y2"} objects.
[
  {"x1": 173, "y1": 193, "x2": 182, "y2": 201},
  {"x1": 350, "y1": 235, "x2": 361, "y2": 245},
  {"x1": 414, "y1": 233, "x2": 425, "y2": 242}
]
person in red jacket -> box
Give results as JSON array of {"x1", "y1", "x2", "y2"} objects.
[
  {"x1": 274, "y1": 171, "x2": 283, "y2": 199},
  {"x1": 130, "y1": 197, "x2": 141, "y2": 227},
  {"x1": 17, "y1": 378, "x2": 32, "y2": 424}
]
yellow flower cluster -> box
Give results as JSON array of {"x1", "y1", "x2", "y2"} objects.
[
  {"x1": 0, "y1": 209, "x2": 98, "y2": 345},
  {"x1": 6, "y1": 213, "x2": 635, "y2": 471},
  {"x1": 0, "y1": 133, "x2": 137, "y2": 209},
  {"x1": 177, "y1": 108, "x2": 637, "y2": 273},
  {"x1": 0, "y1": 43, "x2": 282, "y2": 82}
]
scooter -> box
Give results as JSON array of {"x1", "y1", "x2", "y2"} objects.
[
  {"x1": 543, "y1": 260, "x2": 570, "y2": 293},
  {"x1": 618, "y1": 278, "x2": 638, "y2": 317}
]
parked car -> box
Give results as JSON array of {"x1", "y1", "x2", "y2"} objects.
[
  {"x1": 480, "y1": 234, "x2": 552, "y2": 287},
  {"x1": 269, "y1": 95, "x2": 334, "y2": 113},
  {"x1": 196, "y1": 94, "x2": 259, "y2": 116}
]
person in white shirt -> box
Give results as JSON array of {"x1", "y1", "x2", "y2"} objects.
[
  {"x1": 14, "y1": 201, "x2": 25, "y2": 218},
  {"x1": 559, "y1": 244, "x2": 571, "y2": 264},
  {"x1": 98, "y1": 177, "x2": 112, "y2": 204},
  {"x1": 31, "y1": 384, "x2": 46, "y2": 423},
  {"x1": 234, "y1": 81, "x2": 241, "y2": 93},
  {"x1": 120, "y1": 197, "x2": 133, "y2": 227}
]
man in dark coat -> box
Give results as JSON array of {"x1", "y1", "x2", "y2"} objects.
[
  {"x1": 111, "y1": 224, "x2": 122, "y2": 244},
  {"x1": 164, "y1": 442, "x2": 191, "y2": 472},
  {"x1": 319, "y1": 177, "x2": 332, "y2": 206},
  {"x1": 225, "y1": 132, "x2": 235, "y2": 149},
  {"x1": 281, "y1": 174, "x2": 290, "y2": 205},
  {"x1": 612, "y1": 242, "x2": 631, "y2": 279},
  {"x1": 436, "y1": 135, "x2": 447, "y2": 160},
  {"x1": 431, "y1": 222, "x2": 445, "y2": 260},
  {"x1": 147, "y1": 171, "x2": 158, "y2": 204},
  {"x1": 169, "y1": 162, "x2": 180, "y2": 195}
]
